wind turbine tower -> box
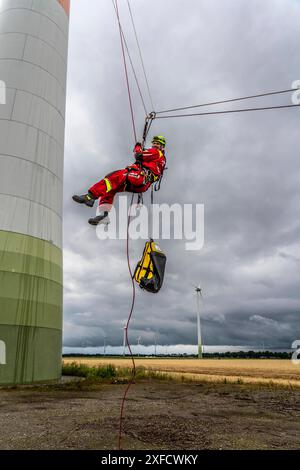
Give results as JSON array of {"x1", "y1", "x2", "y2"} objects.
[
  {"x1": 0, "y1": 0, "x2": 70, "y2": 385},
  {"x1": 154, "y1": 331, "x2": 157, "y2": 356},
  {"x1": 195, "y1": 284, "x2": 203, "y2": 359},
  {"x1": 137, "y1": 336, "x2": 141, "y2": 357},
  {"x1": 123, "y1": 326, "x2": 127, "y2": 357},
  {"x1": 103, "y1": 335, "x2": 107, "y2": 356}
]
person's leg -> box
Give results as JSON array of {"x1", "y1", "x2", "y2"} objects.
[
  {"x1": 91, "y1": 169, "x2": 128, "y2": 193},
  {"x1": 87, "y1": 169, "x2": 128, "y2": 226},
  {"x1": 72, "y1": 192, "x2": 95, "y2": 207},
  {"x1": 73, "y1": 168, "x2": 127, "y2": 208},
  {"x1": 89, "y1": 169, "x2": 128, "y2": 202},
  {"x1": 89, "y1": 165, "x2": 150, "y2": 207},
  {"x1": 88, "y1": 167, "x2": 151, "y2": 226},
  {"x1": 73, "y1": 165, "x2": 152, "y2": 225}
]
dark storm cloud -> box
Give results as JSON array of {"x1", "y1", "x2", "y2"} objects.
[{"x1": 63, "y1": 0, "x2": 300, "y2": 350}]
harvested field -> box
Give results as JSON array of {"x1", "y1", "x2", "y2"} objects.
[{"x1": 63, "y1": 358, "x2": 300, "y2": 387}]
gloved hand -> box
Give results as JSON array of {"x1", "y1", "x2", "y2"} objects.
[
  {"x1": 134, "y1": 142, "x2": 143, "y2": 161},
  {"x1": 134, "y1": 142, "x2": 142, "y2": 152},
  {"x1": 135, "y1": 154, "x2": 143, "y2": 163}
]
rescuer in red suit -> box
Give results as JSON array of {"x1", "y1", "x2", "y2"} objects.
[{"x1": 72, "y1": 135, "x2": 166, "y2": 225}]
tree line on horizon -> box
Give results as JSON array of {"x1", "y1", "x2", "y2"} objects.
[{"x1": 62, "y1": 351, "x2": 292, "y2": 359}]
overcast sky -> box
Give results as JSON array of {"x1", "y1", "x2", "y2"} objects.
[{"x1": 63, "y1": 0, "x2": 300, "y2": 352}]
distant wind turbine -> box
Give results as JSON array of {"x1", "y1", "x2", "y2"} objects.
[
  {"x1": 123, "y1": 326, "x2": 127, "y2": 357},
  {"x1": 154, "y1": 331, "x2": 158, "y2": 356},
  {"x1": 137, "y1": 336, "x2": 141, "y2": 357},
  {"x1": 194, "y1": 283, "x2": 203, "y2": 359},
  {"x1": 103, "y1": 334, "x2": 107, "y2": 356}
]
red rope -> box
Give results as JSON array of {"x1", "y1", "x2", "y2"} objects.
[
  {"x1": 114, "y1": 0, "x2": 137, "y2": 142},
  {"x1": 111, "y1": 0, "x2": 148, "y2": 116},
  {"x1": 118, "y1": 193, "x2": 136, "y2": 450}
]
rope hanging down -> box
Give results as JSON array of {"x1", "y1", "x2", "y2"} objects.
[
  {"x1": 112, "y1": 0, "x2": 148, "y2": 116},
  {"x1": 126, "y1": 0, "x2": 155, "y2": 111},
  {"x1": 114, "y1": 0, "x2": 137, "y2": 141},
  {"x1": 118, "y1": 193, "x2": 136, "y2": 450}
]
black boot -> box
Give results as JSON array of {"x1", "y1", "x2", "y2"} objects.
[
  {"x1": 72, "y1": 192, "x2": 95, "y2": 207},
  {"x1": 88, "y1": 211, "x2": 110, "y2": 226}
]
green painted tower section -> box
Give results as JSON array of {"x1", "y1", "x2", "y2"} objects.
[{"x1": 0, "y1": 0, "x2": 70, "y2": 384}]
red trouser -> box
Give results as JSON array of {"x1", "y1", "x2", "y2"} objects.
[{"x1": 89, "y1": 164, "x2": 153, "y2": 209}]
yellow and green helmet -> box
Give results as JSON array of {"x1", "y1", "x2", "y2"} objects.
[{"x1": 152, "y1": 135, "x2": 166, "y2": 147}]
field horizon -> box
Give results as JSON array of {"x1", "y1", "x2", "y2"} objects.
[{"x1": 63, "y1": 357, "x2": 300, "y2": 388}]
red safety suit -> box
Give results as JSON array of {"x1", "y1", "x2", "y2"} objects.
[{"x1": 89, "y1": 145, "x2": 166, "y2": 208}]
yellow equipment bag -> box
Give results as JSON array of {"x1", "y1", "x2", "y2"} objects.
[{"x1": 134, "y1": 239, "x2": 167, "y2": 293}]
